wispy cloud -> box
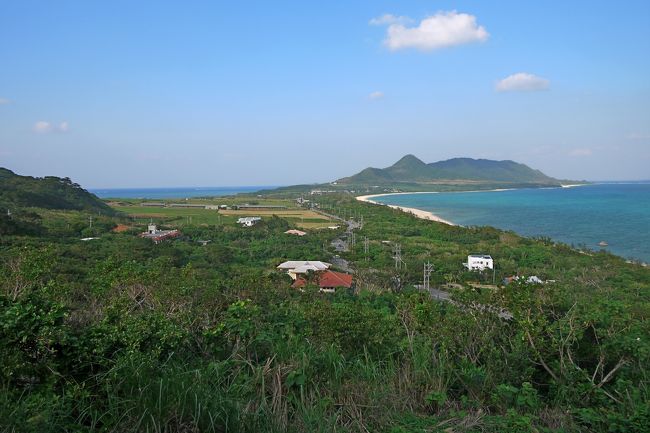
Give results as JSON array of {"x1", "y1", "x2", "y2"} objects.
[
  {"x1": 368, "y1": 91, "x2": 384, "y2": 100},
  {"x1": 496, "y1": 73, "x2": 550, "y2": 92},
  {"x1": 0, "y1": 98, "x2": 11, "y2": 105},
  {"x1": 369, "y1": 14, "x2": 412, "y2": 26},
  {"x1": 34, "y1": 120, "x2": 69, "y2": 134},
  {"x1": 626, "y1": 132, "x2": 650, "y2": 140},
  {"x1": 371, "y1": 11, "x2": 489, "y2": 52},
  {"x1": 568, "y1": 148, "x2": 592, "y2": 157}
]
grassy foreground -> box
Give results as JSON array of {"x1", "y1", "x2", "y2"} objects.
[{"x1": 1, "y1": 193, "x2": 649, "y2": 432}]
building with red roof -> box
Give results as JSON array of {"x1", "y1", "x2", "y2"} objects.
[
  {"x1": 291, "y1": 270, "x2": 353, "y2": 293},
  {"x1": 139, "y1": 224, "x2": 181, "y2": 244}
]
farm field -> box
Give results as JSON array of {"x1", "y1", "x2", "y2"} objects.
[
  {"x1": 109, "y1": 202, "x2": 335, "y2": 229},
  {"x1": 219, "y1": 208, "x2": 335, "y2": 229},
  {"x1": 111, "y1": 205, "x2": 226, "y2": 226}
]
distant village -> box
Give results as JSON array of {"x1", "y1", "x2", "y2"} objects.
[{"x1": 114, "y1": 196, "x2": 550, "y2": 299}]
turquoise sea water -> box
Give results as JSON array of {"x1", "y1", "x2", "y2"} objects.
[
  {"x1": 373, "y1": 183, "x2": 650, "y2": 263},
  {"x1": 90, "y1": 186, "x2": 274, "y2": 199}
]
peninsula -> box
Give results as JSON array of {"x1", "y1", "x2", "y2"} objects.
[{"x1": 270, "y1": 155, "x2": 581, "y2": 196}]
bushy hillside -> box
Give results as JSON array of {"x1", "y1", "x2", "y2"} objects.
[
  {"x1": 0, "y1": 168, "x2": 113, "y2": 214},
  {"x1": 337, "y1": 154, "x2": 561, "y2": 186}
]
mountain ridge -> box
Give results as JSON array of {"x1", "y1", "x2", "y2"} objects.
[{"x1": 336, "y1": 155, "x2": 562, "y2": 186}]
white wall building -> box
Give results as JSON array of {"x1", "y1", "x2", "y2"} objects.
[
  {"x1": 464, "y1": 254, "x2": 494, "y2": 271},
  {"x1": 277, "y1": 260, "x2": 331, "y2": 280},
  {"x1": 237, "y1": 217, "x2": 261, "y2": 227}
]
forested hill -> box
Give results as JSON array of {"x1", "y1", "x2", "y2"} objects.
[
  {"x1": 336, "y1": 155, "x2": 562, "y2": 186},
  {"x1": 0, "y1": 167, "x2": 112, "y2": 214}
]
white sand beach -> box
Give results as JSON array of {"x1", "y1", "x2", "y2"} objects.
[{"x1": 356, "y1": 193, "x2": 456, "y2": 226}]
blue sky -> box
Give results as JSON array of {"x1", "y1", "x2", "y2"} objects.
[{"x1": 1, "y1": 1, "x2": 649, "y2": 187}]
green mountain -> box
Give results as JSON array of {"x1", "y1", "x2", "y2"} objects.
[
  {"x1": 336, "y1": 155, "x2": 562, "y2": 186},
  {"x1": 0, "y1": 167, "x2": 113, "y2": 214}
]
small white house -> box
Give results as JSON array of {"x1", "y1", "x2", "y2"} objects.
[
  {"x1": 277, "y1": 260, "x2": 331, "y2": 280},
  {"x1": 237, "y1": 217, "x2": 261, "y2": 227},
  {"x1": 464, "y1": 254, "x2": 494, "y2": 271}
]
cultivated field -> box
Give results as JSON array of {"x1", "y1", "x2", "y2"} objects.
[
  {"x1": 218, "y1": 209, "x2": 334, "y2": 229},
  {"x1": 109, "y1": 202, "x2": 335, "y2": 229}
]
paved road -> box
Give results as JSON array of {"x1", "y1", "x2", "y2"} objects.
[{"x1": 416, "y1": 285, "x2": 512, "y2": 320}]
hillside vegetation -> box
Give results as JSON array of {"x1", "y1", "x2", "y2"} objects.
[
  {"x1": 0, "y1": 168, "x2": 112, "y2": 214},
  {"x1": 337, "y1": 155, "x2": 563, "y2": 187},
  {"x1": 0, "y1": 181, "x2": 648, "y2": 432}
]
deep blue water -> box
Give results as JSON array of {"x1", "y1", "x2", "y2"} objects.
[
  {"x1": 373, "y1": 183, "x2": 650, "y2": 263},
  {"x1": 90, "y1": 186, "x2": 275, "y2": 199}
]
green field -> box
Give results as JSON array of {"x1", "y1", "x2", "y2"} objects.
[
  {"x1": 110, "y1": 201, "x2": 335, "y2": 229},
  {"x1": 112, "y1": 205, "x2": 229, "y2": 226}
]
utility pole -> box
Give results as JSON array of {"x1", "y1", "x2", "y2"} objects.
[
  {"x1": 89, "y1": 216, "x2": 93, "y2": 229},
  {"x1": 423, "y1": 261, "x2": 434, "y2": 291},
  {"x1": 363, "y1": 236, "x2": 369, "y2": 261},
  {"x1": 393, "y1": 243, "x2": 404, "y2": 270}
]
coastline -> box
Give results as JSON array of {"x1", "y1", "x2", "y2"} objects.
[
  {"x1": 356, "y1": 193, "x2": 456, "y2": 226},
  {"x1": 355, "y1": 184, "x2": 588, "y2": 227}
]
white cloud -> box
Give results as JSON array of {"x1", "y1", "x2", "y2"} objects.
[
  {"x1": 34, "y1": 121, "x2": 52, "y2": 133},
  {"x1": 368, "y1": 91, "x2": 384, "y2": 100},
  {"x1": 568, "y1": 148, "x2": 592, "y2": 157},
  {"x1": 0, "y1": 98, "x2": 11, "y2": 105},
  {"x1": 34, "y1": 120, "x2": 70, "y2": 134},
  {"x1": 369, "y1": 14, "x2": 412, "y2": 26},
  {"x1": 374, "y1": 11, "x2": 489, "y2": 51},
  {"x1": 496, "y1": 73, "x2": 550, "y2": 92}
]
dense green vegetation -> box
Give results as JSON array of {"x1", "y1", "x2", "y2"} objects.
[
  {"x1": 335, "y1": 155, "x2": 566, "y2": 188},
  {"x1": 262, "y1": 155, "x2": 576, "y2": 196},
  {"x1": 1, "y1": 189, "x2": 648, "y2": 432},
  {"x1": 0, "y1": 168, "x2": 113, "y2": 215}
]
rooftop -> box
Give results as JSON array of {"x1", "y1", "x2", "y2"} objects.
[
  {"x1": 292, "y1": 270, "x2": 353, "y2": 289},
  {"x1": 285, "y1": 229, "x2": 307, "y2": 236},
  {"x1": 468, "y1": 254, "x2": 492, "y2": 259},
  {"x1": 277, "y1": 260, "x2": 331, "y2": 271}
]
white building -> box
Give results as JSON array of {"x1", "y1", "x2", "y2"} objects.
[
  {"x1": 277, "y1": 260, "x2": 331, "y2": 280},
  {"x1": 237, "y1": 217, "x2": 261, "y2": 227},
  {"x1": 464, "y1": 254, "x2": 494, "y2": 271}
]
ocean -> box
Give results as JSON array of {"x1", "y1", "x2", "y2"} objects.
[
  {"x1": 372, "y1": 183, "x2": 650, "y2": 263},
  {"x1": 90, "y1": 186, "x2": 274, "y2": 199}
]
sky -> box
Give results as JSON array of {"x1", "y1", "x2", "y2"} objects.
[{"x1": 1, "y1": 1, "x2": 649, "y2": 188}]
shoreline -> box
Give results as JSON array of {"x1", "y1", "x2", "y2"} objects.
[
  {"x1": 355, "y1": 193, "x2": 456, "y2": 226},
  {"x1": 355, "y1": 184, "x2": 589, "y2": 227}
]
